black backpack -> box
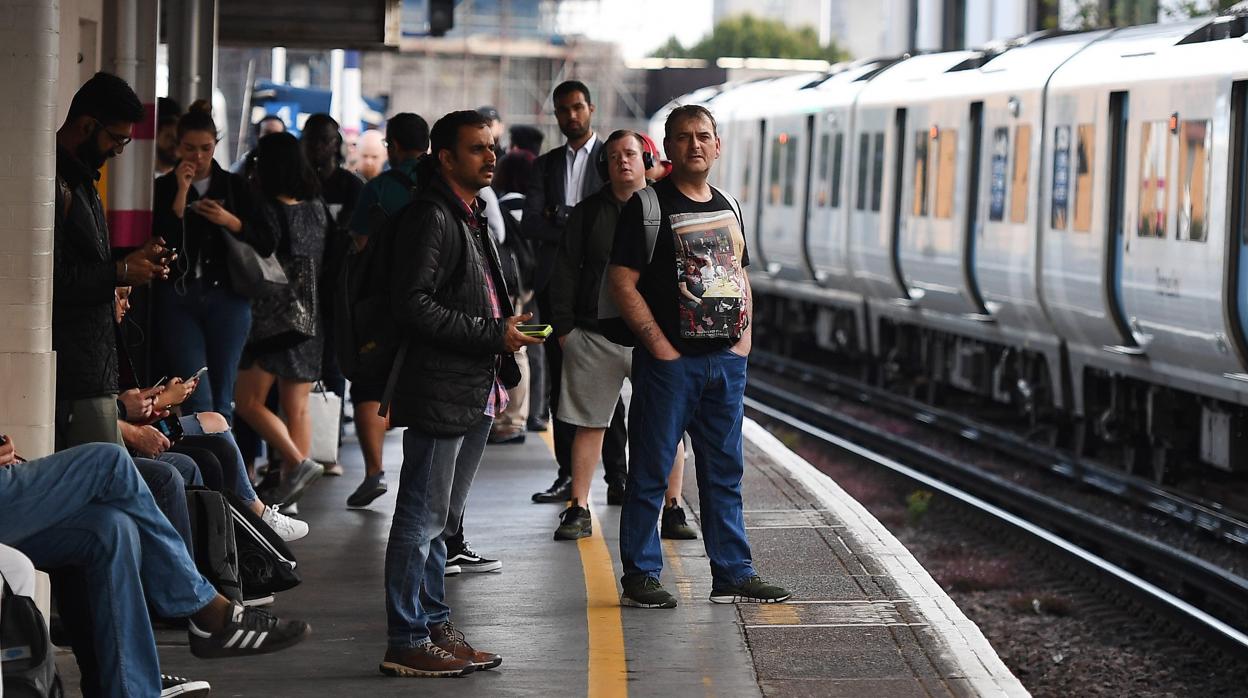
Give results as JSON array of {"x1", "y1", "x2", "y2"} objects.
[
  {"x1": 222, "y1": 491, "x2": 301, "y2": 595},
  {"x1": 1, "y1": 581, "x2": 63, "y2": 698},
  {"x1": 185, "y1": 488, "x2": 243, "y2": 604},
  {"x1": 335, "y1": 168, "x2": 419, "y2": 383}
]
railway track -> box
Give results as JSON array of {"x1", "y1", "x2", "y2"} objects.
[{"x1": 745, "y1": 358, "x2": 1248, "y2": 655}]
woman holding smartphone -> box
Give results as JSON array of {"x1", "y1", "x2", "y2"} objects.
[
  {"x1": 152, "y1": 100, "x2": 274, "y2": 424},
  {"x1": 233, "y1": 132, "x2": 328, "y2": 509}
]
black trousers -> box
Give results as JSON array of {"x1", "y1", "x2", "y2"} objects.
[{"x1": 537, "y1": 289, "x2": 628, "y2": 483}]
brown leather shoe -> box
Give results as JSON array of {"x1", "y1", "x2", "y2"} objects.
[
  {"x1": 379, "y1": 643, "x2": 475, "y2": 678},
  {"x1": 430, "y1": 621, "x2": 502, "y2": 670}
]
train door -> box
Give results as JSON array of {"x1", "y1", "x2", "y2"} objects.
[
  {"x1": 757, "y1": 115, "x2": 808, "y2": 279},
  {"x1": 807, "y1": 110, "x2": 851, "y2": 286},
  {"x1": 847, "y1": 107, "x2": 907, "y2": 301},
  {"x1": 1103, "y1": 90, "x2": 1139, "y2": 353},
  {"x1": 1227, "y1": 80, "x2": 1248, "y2": 373}
]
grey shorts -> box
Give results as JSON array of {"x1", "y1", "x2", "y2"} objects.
[{"x1": 558, "y1": 328, "x2": 632, "y2": 428}]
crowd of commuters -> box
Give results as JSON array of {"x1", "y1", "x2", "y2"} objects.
[{"x1": 0, "y1": 69, "x2": 789, "y2": 694}]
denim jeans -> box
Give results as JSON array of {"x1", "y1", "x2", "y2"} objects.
[
  {"x1": 156, "y1": 279, "x2": 252, "y2": 424},
  {"x1": 620, "y1": 347, "x2": 756, "y2": 589},
  {"x1": 0, "y1": 443, "x2": 218, "y2": 698},
  {"x1": 137, "y1": 455, "x2": 197, "y2": 552},
  {"x1": 180, "y1": 414, "x2": 259, "y2": 504},
  {"x1": 385, "y1": 414, "x2": 492, "y2": 648}
]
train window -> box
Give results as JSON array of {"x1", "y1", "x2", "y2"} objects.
[
  {"x1": 934, "y1": 129, "x2": 958, "y2": 219},
  {"x1": 741, "y1": 137, "x2": 753, "y2": 204},
  {"x1": 1073, "y1": 124, "x2": 1095, "y2": 232},
  {"x1": 1178, "y1": 120, "x2": 1211, "y2": 242},
  {"x1": 783, "y1": 135, "x2": 799, "y2": 206},
  {"x1": 830, "y1": 132, "x2": 844, "y2": 208},
  {"x1": 871, "y1": 132, "x2": 885, "y2": 212},
  {"x1": 856, "y1": 133, "x2": 870, "y2": 210},
  {"x1": 1010, "y1": 124, "x2": 1032, "y2": 223},
  {"x1": 988, "y1": 127, "x2": 1009, "y2": 222},
  {"x1": 769, "y1": 137, "x2": 782, "y2": 205},
  {"x1": 912, "y1": 131, "x2": 930, "y2": 216},
  {"x1": 817, "y1": 131, "x2": 831, "y2": 208},
  {"x1": 1137, "y1": 121, "x2": 1172, "y2": 238},
  {"x1": 1051, "y1": 125, "x2": 1070, "y2": 229}
]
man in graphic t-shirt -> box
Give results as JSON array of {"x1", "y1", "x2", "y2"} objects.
[{"x1": 607, "y1": 105, "x2": 792, "y2": 609}]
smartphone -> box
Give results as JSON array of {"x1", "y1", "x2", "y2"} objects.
[
  {"x1": 188, "y1": 366, "x2": 208, "y2": 382},
  {"x1": 150, "y1": 375, "x2": 168, "y2": 390},
  {"x1": 517, "y1": 324, "x2": 552, "y2": 339},
  {"x1": 154, "y1": 414, "x2": 185, "y2": 444}
]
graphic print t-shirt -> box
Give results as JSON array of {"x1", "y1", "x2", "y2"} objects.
[{"x1": 610, "y1": 178, "x2": 749, "y2": 356}]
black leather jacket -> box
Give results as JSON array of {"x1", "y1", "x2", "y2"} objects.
[
  {"x1": 388, "y1": 175, "x2": 519, "y2": 436},
  {"x1": 53, "y1": 146, "x2": 119, "y2": 400}
]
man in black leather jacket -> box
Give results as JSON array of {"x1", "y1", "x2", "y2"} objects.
[
  {"x1": 380, "y1": 110, "x2": 541, "y2": 680},
  {"x1": 53, "y1": 72, "x2": 171, "y2": 449}
]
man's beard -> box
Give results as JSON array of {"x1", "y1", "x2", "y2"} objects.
[{"x1": 76, "y1": 139, "x2": 109, "y2": 171}]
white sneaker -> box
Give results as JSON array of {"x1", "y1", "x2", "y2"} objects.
[{"x1": 262, "y1": 504, "x2": 309, "y2": 542}]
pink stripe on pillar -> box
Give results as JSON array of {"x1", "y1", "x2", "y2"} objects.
[
  {"x1": 108, "y1": 209, "x2": 153, "y2": 248},
  {"x1": 133, "y1": 102, "x2": 156, "y2": 140}
]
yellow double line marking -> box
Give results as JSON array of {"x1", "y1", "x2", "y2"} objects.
[{"x1": 537, "y1": 430, "x2": 628, "y2": 698}]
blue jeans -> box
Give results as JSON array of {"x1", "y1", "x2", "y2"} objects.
[
  {"x1": 0, "y1": 444, "x2": 218, "y2": 698},
  {"x1": 181, "y1": 414, "x2": 259, "y2": 504},
  {"x1": 385, "y1": 414, "x2": 492, "y2": 648},
  {"x1": 620, "y1": 347, "x2": 756, "y2": 589},
  {"x1": 137, "y1": 454, "x2": 198, "y2": 552},
  {"x1": 156, "y1": 279, "x2": 252, "y2": 424}
]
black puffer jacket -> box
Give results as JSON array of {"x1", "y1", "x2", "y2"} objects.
[
  {"x1": 53, "y1": 146, "x2": 118, "y2": 400},
  {"x1": 388, "y1": 175, "x2": 519, "y2": 436}
]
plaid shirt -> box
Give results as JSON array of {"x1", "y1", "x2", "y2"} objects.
[{"x1": 446, "y1": 182, "x2": 510, "y2": 418}]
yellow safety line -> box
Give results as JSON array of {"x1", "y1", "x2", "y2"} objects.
[{"x1": 537, "y1": 429, "x2": 629, "y2": 698}]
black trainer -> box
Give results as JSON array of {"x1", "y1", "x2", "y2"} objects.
[
  {"x1": 188, "y1": 603, "x2": 310, "y2": 658},
  {"x1": 709, "y1": 576, "x2": 792, "y2": 604},
  {"x1": 446, "y1": 543, "x2": 502, "y2": 573},
  {"x1": 347, "y1": 473, "x2": 388, "y2": 509},
  {"x1": 160, "y1": 674, "x2": 211, "y2": 697},
  {"x1": 660, "y1": 500, "x2": 698, "y2": 540},
  {"x1": 620, "y1": 575, "x2": 677, "y2": 609},
  {"x1": 554, "y1": 502, "x2": 592, "y2": 540},
  {"x1": 532, "y1": 475, "x2": 571, "y2": 503}
]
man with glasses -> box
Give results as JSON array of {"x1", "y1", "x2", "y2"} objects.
[{"x1": 54, "y1": 72, "x2": 172, "y2": 449}]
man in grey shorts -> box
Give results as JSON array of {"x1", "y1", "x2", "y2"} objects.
[{"x1": 548, "y1": 129, "x2": 696, "y2": 541}]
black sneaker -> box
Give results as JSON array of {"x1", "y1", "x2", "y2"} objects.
[
  {"x1": 660, "y1": 500, "x2": 698, "y2": 540},
  {"x1": 532, "y1": 475, "x2": 571, "y2": 503},
  {"x1": 526, "y1": 416, "x2": 549, "y2": 432},
  {"x1": 347, "y1": 473, "x2": 389, "y2": 508},
  {"x1": 446, "y1": 543, "x2": 502, "y2": 573},
  {"x1": 709, "y1": 576, "x2": 792, "y2": 604},
  {"x1": 554, "y1": 502, "x2": 592, "y2": 540},
  {"x1": 188, "y1": 603, "x2": 310, "y2": 658},
  {"x1": 620, "y1": 575, "x2": 677, "y2": 609},
  {"x1": 160, "y1": 674, "x2": 211, "y2": 697}
]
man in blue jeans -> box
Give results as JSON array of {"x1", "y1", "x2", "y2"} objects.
[
  {"x1": 379, "y1": 110, "x2": 541, "y2": 678},
  {"x1": 0, "y1": 438, "x2": 310, "y2": 697},
  {"x1": 606, "y1": 104, "x2": 791, "y2": 608}
]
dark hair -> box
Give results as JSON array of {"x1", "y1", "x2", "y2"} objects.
[
  {"x1": 255, "y1": 132, "x2": 320, "y2": 201},
  {"x1": 302, "y1": 113, "x2": 340, "y2": 142},
  {"x1": 664, "y1": 104, "x2": 718, "y2": 140},
  {"x1": 429, "y1": 110, "x2": 492, "y2": 161},
  {"x1": 604, "y1": 129, "x2": 647, "y2": 152},
  {"x1": 67, "y1": 72, "x2": 144, "y2": 125},
  {"x1": 254, "y1": 115, "x2": 285, "y2": 136},
  {"x1": 157, "y1": 97, "x2": 182, "y2": 129},
  {"x1": 177, "y1": 99, "x2": 218, "y2": 141},
  {"x1": 552, "y1": 80, "x2": 591, "y2": 106},
  {"x1": 509, "y1": 125, "x2": 544, "y2": 155},
  {"x1": 386, "y1": 112, "x2": 430, "y2": 152}
]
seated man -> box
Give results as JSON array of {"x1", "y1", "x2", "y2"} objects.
[{"x1": 0, "y1": 436, "x2": 310, "y2": 697}]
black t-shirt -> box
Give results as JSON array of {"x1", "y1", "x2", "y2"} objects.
[{"x1": 610, "y1": 177, "x2": 750, "y2": 356}]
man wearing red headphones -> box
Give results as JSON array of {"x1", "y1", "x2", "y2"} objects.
[{"x1": 546, "y1": 130, "x2": 697, "y2": 541}]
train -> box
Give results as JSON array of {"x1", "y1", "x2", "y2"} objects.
[{"x1": 649, "y1": 12, "x2": 1248, "y2": 480}]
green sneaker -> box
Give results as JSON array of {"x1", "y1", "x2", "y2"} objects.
[
  {"x1": 554, "y1": 502, "x2": 592, "y2": 540},
  {"x1": 660, "y1": 500, "x2": 698, "y2": 540},
  {"x1": 710, "y1": 576, "x2": 792, "y2": 604},
  {"x1": 620, "y1": 575, "x2": 678, "y2": 609}
]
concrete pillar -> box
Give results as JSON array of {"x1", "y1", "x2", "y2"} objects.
[
  {"x1": 341, "y1": 50, "x2": 363, "y2": 137},
  {"x1": 167, "y1": 0, "x2": 216, "y2": 108},
  {"x1": 0, "y1": 0, "x2": 59, "y2": 457},
  {"x1": 103, "y1": 0, "x2": 158, "y2": 248},
  {"x1": 915, "y1": 0, "x2": 944, "y2": 50}
]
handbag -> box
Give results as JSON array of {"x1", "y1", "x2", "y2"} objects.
[
  {"x1": 307, "y1": 383, "x2": 342, "y2": 464},
  {"x1": 248, "y1": 206, "x2": 318, "y2": 353},
  {"x1": 222, "y1": 231, "x2": 288, "y2": 298}
]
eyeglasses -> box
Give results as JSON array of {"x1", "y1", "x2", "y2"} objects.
[{"x1": 93, "y1": 118, "x2": 133, "y2": 148}]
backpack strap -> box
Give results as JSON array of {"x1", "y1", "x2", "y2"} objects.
[
  {"x1": 710, "y1": 184, "x2": 744, "y2": 232},
  {"x1": 638, "y1": 185, "x2": 661, "y2": 265}
]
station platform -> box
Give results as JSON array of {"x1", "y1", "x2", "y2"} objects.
[{"x1": 136, "y1": 416, "x2": 1027, "y2": 697}]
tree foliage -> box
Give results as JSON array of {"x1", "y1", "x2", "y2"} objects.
[
  {"x1": 651, "y1": 14, "x2": 847, "y2": 63},
  {"x1": 1063, "y1": 0, "x2": 1240, "y2": 29}
]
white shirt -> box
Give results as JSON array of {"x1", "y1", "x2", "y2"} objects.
[
  {"x1": 564, "y1": 132, "x2": 598, "y2": 207},
  {"x1": 478, "y1": 186, "x2": 506, "y2": 245}
]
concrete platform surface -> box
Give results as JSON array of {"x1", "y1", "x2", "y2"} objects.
[{"x1": 66, "y1": 412, "x2": 1024, "y2": 697}]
